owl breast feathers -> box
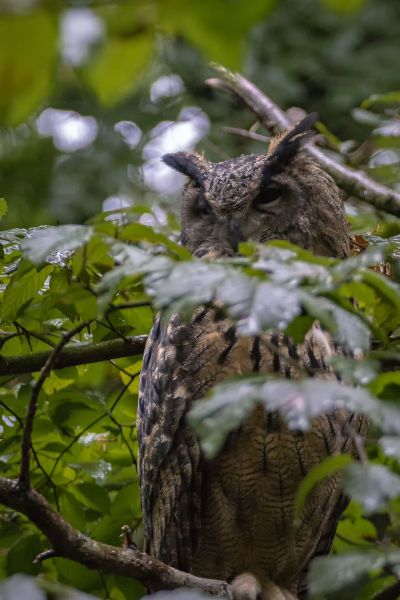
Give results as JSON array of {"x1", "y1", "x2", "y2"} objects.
[{"x1": 137, "y1": 114, "x2": 367, "y2": 599}]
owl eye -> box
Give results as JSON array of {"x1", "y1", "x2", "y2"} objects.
[
  {"x1": 191, "y1": 179, "x2": 201, "y2": 189},
  {"x1": 195, "y1": 195, "x2": 213, "y2": 215},
  {"x1": 253, "y1": 185, "x2": 281, "y2": 210}
]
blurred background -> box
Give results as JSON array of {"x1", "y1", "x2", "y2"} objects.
[{"x1": 0, "y1": 0, "x2": 399, "y2": 230}]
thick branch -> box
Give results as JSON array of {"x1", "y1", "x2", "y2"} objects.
[
  {"x1": 0, "y1": 477, "x2": 233, "y2": 598},
  {"x1": 207, "y1": 65, "x2": 400, "y2": 217},
  {"x1": 0, "y1": 335, "x2": 148, "y2": 377}
]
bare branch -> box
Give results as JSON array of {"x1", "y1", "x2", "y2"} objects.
[
  {"x1": 19, "y1": 321, "x2": 90, "y2": 490},
  {"x1": 207, "y1": 64, "x2": 400, "y2": 217},
  {"x1": 0, "y1": 335, "x2": 147, "y2": 377},
  {"x1": 0, "y1": 476, "x2": 233, "y2": 598},
  {"x1": 223, "y1": 126, "x2": 271, "y2": 144},
  {"x1": 33, "y1": 549, "x2": 58, "y2": 563}
]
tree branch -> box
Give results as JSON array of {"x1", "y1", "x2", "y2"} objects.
[
  {"x1": 0, "y1": 476, "x2": 233, "y2": 598},
  {"x1": 20, "y1": 321, "x2": 90, "y2": 489},
  {"x1": 0, "y1": 335, "x2": 148, "y2": 377},
  {"x1": 223, "y1": 126, "x2": 271, "y2": 144},
  {"x1": 207, "y1": 64, "x2": 400, "y2": 217}
]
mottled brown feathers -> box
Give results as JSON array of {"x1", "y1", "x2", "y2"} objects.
[{"x1": 137, "y1": 115, "x2": 367, "y2": 597}]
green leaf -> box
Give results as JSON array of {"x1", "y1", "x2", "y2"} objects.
[
  {"x1": 159, "y1": 0, "x2": 274, "y2": 69},
  {"x1": 321, "y1": 0, "x2": 366, "y2": 14},
  {"x1": 0, "y1": 12, "x2": 57, "y2": 125},
  {"x1": 110, "y1": 484, "x2": 140, "y2": 519},
  {"x1": 225, "y1": 280, "x2": 301, "y2": 335},
  {"x1": 72, "y1": 482, "x2": 111, "y2": 515},
  {"x1": 1, "y1": 265, "x2": 52, "y2": 322},
  {"x1": 294, "y1": 454, "x2": 353, "y2": 518},
  {"x1": 328, "y1": 356, "x2": 380, "y2": 385},
  {"x1": 343, "y1": 463, "x2": 400, "y2": 513},
  {"x1": 301, "y1": 293, "x2": 371, "y2": 351},
  {"x1": 59, "y1": 491, "x2": 86, "y2": 531},
  {"x1": 335, "y1": 516, "x2": 377, "y2": 550},
  {"x1": 189, "y1": 378, "x2": 260, "y2": 458},
  {"x1": 120, "y1": 223, "x2": 191, "y2": 259},
  {"x1": 361, "y1": 269, "x2": 400, "y2": 311},
  {"x1": 6, "y1": 535, "x2": 43, "y2": 576},
  {"x1": 148, "y1": 261, "x2": 227, "y2": 312},
  {"x1": 43, "y1": 372, "x2": 75, "y2": 395},
  {"x1": 309, "y1": 551, "x2": 385, "y2": 595},
  {"x1": 190, "y1": 378, "x2": 377, "y2": 458},
  {"x1": 53, "y1": 559, "x2": 103, "y2": 592},
  {"x1": 22, "y1": 225, "x2": 94, "y2": 266},
  {"x1": 148, "y1": 260, "x2": 301, "y2": 330},
  {"x1": 285, "y1": 315, "x2": 315, "y2": 343},
  {"x1": 369, "y1": 371, "x2": 400, "y2": 399},
  {"x1": 0, "y1": 198, "x2": 7, "y2": 220},
  {"x1": 97, "y1": 242, "x2": 171, "y2": 309},
  {"x1": 87, "y1": 33, "x2": 153, "y2": 106},
  {"x1": 362, "y1": 91, "x2": 400, "y2": 108},
  {"x1": 379, "y1": 436, "x2": 400, "y2": 460}
]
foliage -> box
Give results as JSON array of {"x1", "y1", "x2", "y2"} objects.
[
  {"x1": 1, "y1": 0, "x2": 400, "y2": 230},
  {"x1": 0, "y1": 574, "x2": 99, "y2": 600},
  {"x1": 0, "y1": 146, "x2": 400, "y2": 596},
  {"x1": 0, "y1": 575, "x2": 206, "y2": 600},
  {"x1": 1, "y1": 1, "x2": 400, "y2": 599}
]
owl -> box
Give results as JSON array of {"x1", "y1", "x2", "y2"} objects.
[{"x1": 137, "y1": 114, "x2": 367, "y2": 599}]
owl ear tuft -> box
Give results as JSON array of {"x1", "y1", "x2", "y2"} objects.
[
  {"x1": 163, "y1": 152, "x2": 203, "y2": 184},
  {"x1": 265, "y1": 113, "x2": 318, "y2": 178}
]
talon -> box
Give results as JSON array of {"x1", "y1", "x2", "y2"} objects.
[{"x1": 232, "y1": 573, "x2": 261, "y2": 600}]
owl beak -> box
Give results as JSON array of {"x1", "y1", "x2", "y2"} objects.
[{"x1": 227, "y1": 218, "x2": 246, "y2": 252}]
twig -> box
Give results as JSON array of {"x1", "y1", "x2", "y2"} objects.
[
  {"x1": 106, "y1": 301, "x2": 152, "y2": 315},
  {"x1": 19, "y1": 321, "x2": 90, "y2": 490},
  {"x1": 0, "y1": 476, "x2": 233, "y2": 598},
  {"x1": 14, "y1": 322, "x2": 57, "y2": 348},
  {"x1": 206, "y1": 64, "x2": 400, "y2": 217},
  {"x1": 47, "y1": 373, "x2": 140, "y2": 483},
  {"x1": 0, "y1": 335, "x2": 148, "y2": 377},
  {"x1": 48, "y1": 412, "x2": 108, "y2": 480},
  {"x1": 223, "y1": 126, "x2": 271, "y2": 144},
  {"x1": 109, "y1": 360, "x2": 141, "y2": 379},
  {"x1": 33, "y1": 549, "x2": 58, "y2": 563},
  {"x1": 0, "y1": 398, "x2": 59, "y2": 505}
]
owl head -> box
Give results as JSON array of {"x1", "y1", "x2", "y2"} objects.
[{"x1": 163, "y1": 114, "x2": 350, "y2": 260}]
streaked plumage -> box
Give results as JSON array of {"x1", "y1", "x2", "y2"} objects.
[{"x1": 137, "y1": 115, "x2": 367, "y2": 599}]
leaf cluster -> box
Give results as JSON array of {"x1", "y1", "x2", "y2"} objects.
[{"x1": 1, "y1": 191, "x2": 400, "y2": 597}]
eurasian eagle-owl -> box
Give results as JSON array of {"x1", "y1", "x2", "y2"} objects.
[{"x1": 137, "y1": 114, "x2": 367, "y2": 599}]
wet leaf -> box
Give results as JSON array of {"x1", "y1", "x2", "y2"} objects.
[
  {"x1": 379, "y1": 436, "x2": 400, "y2": 460},
  {"x1": 301, "y1": 293, "x2": 371, "y2": 351},
  {"x1": 1, "y1": 265, "x2": 52, "y2": 322},
  {"x1": 22, "y1": 226, "x2": 94, "y2": 266},
  {"x1": 190, "y1": 378, "x2": 378, "y2": 458},
  {"x1": 309, "y1": 551, "x2": 385, "y2": 595},
  {"x1": 343, "y1": 463, "x2": 400, "y2": 513}
]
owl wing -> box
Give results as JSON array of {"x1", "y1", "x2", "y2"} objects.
[
  {"x1": 137, "y1": 314, "x2": 202, "y2": 570},
  {"x1": 297, "y1": 412, "x2": 368, "y2": 598}
]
